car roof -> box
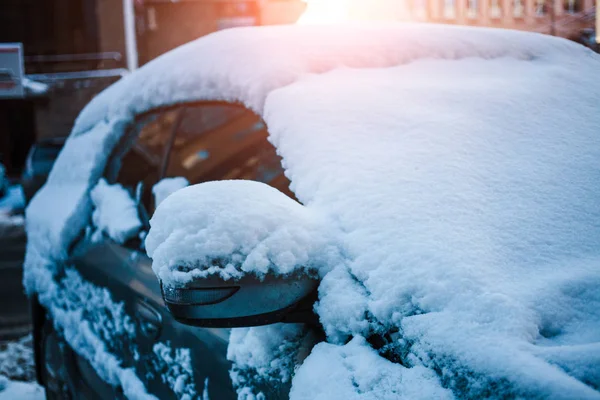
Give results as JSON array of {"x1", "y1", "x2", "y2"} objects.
[{"x1": 72, "y1": 23, "x2": 593, "y2": 137}]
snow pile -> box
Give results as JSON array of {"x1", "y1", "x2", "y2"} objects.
[
  {"x1": 0, "y1": 377, "x2": 44, "y2": 400},
  {"x1": 0, "y1": 335, "x2": 45, "y2": 400},
  {"x1": 146, "y1": 180, "x2": 341, "y2": 285},
  {"x1": 290, "y1": 337, "x2": 453, "y2": 400},
  {"x1": 261, "y1": 53, "x2": 600, "y2": 398},
  {"x1": 25, "y1": 23, "x2": 588, "y2": 295},
  {"x1": 227, "y1": 324, "x2": 318, "y2": 399},
  {"x1": 152, "y1": 177, "x2": 189, "y2": 207},
  {"x1": 90, "y1": 178, "x2": 142, "y2": 244},
  {"x1": 0, "y1": 335, "x2": 35, "y2": 382}
]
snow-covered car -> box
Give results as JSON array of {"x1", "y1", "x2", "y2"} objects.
[{"x1": 25, "y1": 24, "x2": 600, "y2": 400}]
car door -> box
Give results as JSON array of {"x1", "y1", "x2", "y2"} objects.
[
  {"x1": 68, "y1": 101, "x2": 294, "y2": 399},
  {"x1": 66, "y1": 106, "x2": 235, "y2": 399}
]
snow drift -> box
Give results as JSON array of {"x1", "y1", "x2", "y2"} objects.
[{"x1": 146, "y1": 180, "x2": 341, "y2": 285}]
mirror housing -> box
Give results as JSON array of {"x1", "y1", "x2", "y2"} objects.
[
  {"x1": 161, "y1": 273, "x2": 319, "y2": 328},
  {"x1": 147, "y1": 180, "x2": 334, "y2": 328}
]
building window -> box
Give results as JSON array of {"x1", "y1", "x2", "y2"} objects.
[
  {"x1": 563, "y1": 0, "x2": 582, "y2": 13},
  {"x1": 490, "y1": 0, "x2": 502, "y2": 18},
  {"x1": 467, "y1": 0, "x2": 478, "y2": 18},
  {"x1": 444, "y1": 0, "x2": 456, "y2": 18},
  {"x1": 535, "y1": 0, "x2": 547, "y2": 15},
  {"x1": 513, "y1": 0, "x2": 525, "y2": 16}
]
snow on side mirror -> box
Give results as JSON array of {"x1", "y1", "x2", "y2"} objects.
[{"x1": 145, "y1": 180, "x2": 339, "y2": 328}]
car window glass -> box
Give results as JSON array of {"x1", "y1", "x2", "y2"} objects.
[
  {"x1": 109, "y1": 103, "x2": 294, "y2": 227},
  {"x1": 164, "y1": 103, "x2": 294, "y2": 199},
  {"x1": 111, "y1": 109, "x2": 180, "y2": 211}
]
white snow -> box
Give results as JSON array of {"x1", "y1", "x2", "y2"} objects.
[
  {"x1": 146, "y1": 180, "x2": 341, "y2": 285},
  {"x1": 0, "y1": 378, "x2": 44, "y2": 400},
  {"x1": 0, "y1": 335, "x2": 44, "y2": 400},
  {"x1": 90, "y1": 178, "x2": 142, "y2": 244},
  {"x1": 23, "y1": 22, "x2": 600, "y2": 400},
  {"x1": 290, "y1": 337, "x2": 453, "y2": 400},
  {"x1": 153, "y1": 343, "x2": 197, "y2": 400},
  {"x1": 227, "y1": 324, "x2": 318, "y2": 398},
  {"x1": 45, "y1": 269, "x2": 157, "y2": 400},
  {"x1": 202, "y1": 378, "x2": 210, "y2": 400},
  {"x1": 152, "y1": 177, "x2": 189, "y2": 207},
  {"x1": 0, "y1": 336, "x2": 35, "y2": 382},
  {"x1": 25, "y1": 23, "x2": 590, "y2": 294},
  {"x1": 261, "y1": 51, "x2": 600, "y2": 398}
]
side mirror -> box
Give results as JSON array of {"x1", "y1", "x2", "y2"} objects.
[
  {"x1": 146, "y1": 180, "x2": 335, "y2": 328},
  {"x1": 161, "y1": 273, "x2": 319, "y2": 328}
]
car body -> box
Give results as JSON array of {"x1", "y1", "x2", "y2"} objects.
[{"x1": 25, "y1": 24, "x2": 600, "y2": 400}]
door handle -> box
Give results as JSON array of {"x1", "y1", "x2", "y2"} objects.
[{"x1": 134, "y1": 300, "x2": 162, "y2": 339}]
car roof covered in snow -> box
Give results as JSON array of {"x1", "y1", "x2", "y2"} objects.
[{"x1": 72, "y1": 23, "x2": 594, "y2": 135}]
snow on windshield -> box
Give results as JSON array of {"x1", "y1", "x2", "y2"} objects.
[
  {"x1": 24, "y1": 22, "x2": 600, "y2": 400},
  {"x1": 262, "y1": 55, "x2": 600, "y2": 398},
  {"x1": 151, "y1": 35, "x2": 600, "y2": 398}
]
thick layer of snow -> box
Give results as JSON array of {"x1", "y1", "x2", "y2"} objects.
[
  {"x1": 290, "y1": 337, "x2": 452, "y2": 400},
  {"x1": 90, "y1": 178, "x2": 142, "y2": 244},
  {"x1": 23, "y1": 22, "x2": 600, "y2": 400},
  {"x1": 262, "y1": 55, "x2": 600, "y2": 397},
  {"x1": 146, "y1": 180, "x2": 340, "y2": 285},
  {"x1": 227, "y1": 324, "x2": 317, "y2": 399},
  {"x1": 152, "y1": 177, "x2": 189, "y2": 207},
  {"x1": 25, "y1": 23, "x2": 590, "y2": 294}
]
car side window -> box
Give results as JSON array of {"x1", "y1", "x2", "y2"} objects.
[
  {"x1": 163, "y1": 103, "x2": 294, "y2": 201},
  {"x1": 107, "y1": 109, "x2": 181, "y2": 211},
  {"x1": 106, "y1": 102, "x2": 294, "y2": 232}
]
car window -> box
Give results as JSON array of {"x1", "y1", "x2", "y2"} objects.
[
  {"x1": 107, "y1": 102, "x2": 293, "y2": 220},
  {"x1": 164, "y1": 103, "x2": 294, "y2": 199},
  {"x1": 108, "y1": 109, "x2": 181, "y2": 211}
]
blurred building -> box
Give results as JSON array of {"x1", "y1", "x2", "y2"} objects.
[
  {"x1": 132, "y1": 0, "x2": 306, "y2": 64},
  {"x1": 420, "y1": 0, "x2": 595, "y2": 38},
  {"x1": 0, "y1": 0, "x2": 305, "y2": 166},
  {"x1": 330, "y1": 0, "x2": 596, "y2": 39}
]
